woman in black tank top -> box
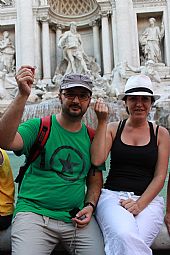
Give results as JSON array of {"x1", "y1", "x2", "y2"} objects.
[{"x1": 91, "y1": 74, "x2": 170, "y2": 255}]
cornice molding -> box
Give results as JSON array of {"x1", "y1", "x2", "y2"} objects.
[
  {"x1": 96, "y1": 0, "x2": 112, "y2": 12},
  {"x1": 133, "y1": 0, "x2": 166, "y2": 8}
]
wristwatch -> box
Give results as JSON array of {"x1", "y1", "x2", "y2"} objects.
[{"x1": 84, "y1": 201, "x2": 96, "y2": 212}]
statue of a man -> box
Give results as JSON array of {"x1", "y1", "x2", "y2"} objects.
[
  {"x1": 139, "y1": 18, "x2": 164, "y2": 63},
  {"x1": 0, "y1": 31, "x2": 15, "y2": 73},
  {"x1": 58, "y1": 22, "x2": 89, "y2": 74}
]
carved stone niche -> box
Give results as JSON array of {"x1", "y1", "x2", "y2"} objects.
[
  {"x1": 137, "y1": 13, "x2": 165, "y2": 66},
  {"x1": 49, "y1": 0, "x2": 98, "y2": 16}
]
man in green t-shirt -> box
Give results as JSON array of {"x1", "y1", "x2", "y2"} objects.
[{"x1": 0, "y1": 67, "x2": 105, "y2": 255}]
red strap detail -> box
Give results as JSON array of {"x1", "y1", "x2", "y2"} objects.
[
  {"x1": 15, "y1": 115, "x2": 52, "y2": 186},
  {"x1": 29, "y1": 115, "x2": 51, "y2": 162},
  {"x1": 86, "y1": 125, "x2": 95, "y2": 143},
  {"x1": 37, "y1": 115, "x2": 51, "y2": 146}
]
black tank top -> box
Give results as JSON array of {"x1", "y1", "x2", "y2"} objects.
[{"x1": 104, "y1": 119, "x2": 159, "y2": 195}]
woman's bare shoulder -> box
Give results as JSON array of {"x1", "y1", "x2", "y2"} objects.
[
  {"x1": 107, "y1": 121, "x2": 120, "y2": 133},
  {"x1": 152, "y1": 122, "x2": 169, "y2": 136}
]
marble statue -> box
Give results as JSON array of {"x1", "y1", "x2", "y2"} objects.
[
  {"x1": 92, "y1": 75, "x2": 111, "y2": 99},
  {"x1": 58, "y1": 22, "x2": 89, "y2": 74},
  {"x1": 0, "y1": 71, "x2": 10, "y2": 99},
  {"x1": 139, "y1": 18, "x2": 164, "y2": 63},
  {"x1": 0, "y1": 0, "x2": 12, "y2": 7},
  {"x1": 0, "y1": 31, "x2": 15, "y2": 73},
  {"x1": 0, "y1": 0, "x2": 6, "y2": 4},
  {"x1": 110, "y1": 62, "x2": 127, "y2": 96},
  {"x1": 126, "y1": 60, "x2": 161, "y2": 83},
  {"x1": 53, "y1": 22, "x2": 102, "y2": 94}
]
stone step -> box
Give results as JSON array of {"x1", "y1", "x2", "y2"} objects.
[
  {"x1": 151, "y1": 223, "x2": 170, "y2": 250},
  {"x1": 50, "y1": 223, "x2": 170, "y2": 254},
  {"x1": 1, "y1": 222, "x2": 169, "y2": 255}
]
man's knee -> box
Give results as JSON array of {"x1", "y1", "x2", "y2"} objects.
[{"x1": 75, "y1": 217, "x2": 105, "y2": 254}]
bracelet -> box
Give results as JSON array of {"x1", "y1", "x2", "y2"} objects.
[{"x1": 84, "y1": 202, "x2": 96, "y2": 212}]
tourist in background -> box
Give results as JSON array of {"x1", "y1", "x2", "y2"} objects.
[
  {"x1": 0, "y1": 68, "x2": 105, "y2": 255},
  {"x1": 0, "y1": 148, "x2": 15, "y2": 253},
  {"x1": 91, "y1": 74, "x2": 170, "y2": 255}
]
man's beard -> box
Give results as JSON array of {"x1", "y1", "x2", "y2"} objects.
[{"x1": 61, "y1": 103, "x2": 86, "y2": 119}]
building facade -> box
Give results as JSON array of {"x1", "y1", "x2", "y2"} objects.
[{"x1": 0, "y1": 0, "x2": 170, "y2": 127}]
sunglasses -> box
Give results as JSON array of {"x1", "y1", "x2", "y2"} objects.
[{"x1": 61, "y1": 92, "x2": 91, "y2": 102}]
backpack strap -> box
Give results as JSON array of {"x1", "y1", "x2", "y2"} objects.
[
  {"x1": 155, "y1": 125, "x2": 159, "y2": 143},
  {"x1": 86, "y1": 125, "x2": 95, "y2": 142},
  {"x1": 15, "y1": 115, "x2": 52, "y2": 190},
  {"x1": 86, "y1": 125, "x2": 97, "y2": 175},
  {"x1": 27, "y1": 115, "x2": 52, "y2": 163}
]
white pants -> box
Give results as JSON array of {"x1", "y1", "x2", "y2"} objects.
[{"x1": 96, "y1": 189, "x2": 164, "y2": 255}]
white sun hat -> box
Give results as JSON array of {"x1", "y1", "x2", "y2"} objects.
[{"x1": 118, "y1": 74, "x2": 160, "y2": 101}]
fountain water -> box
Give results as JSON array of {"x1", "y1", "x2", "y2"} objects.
[
  {"x1": 22, "y1": 98, "x2": 128, "y2": 129},
  {"x1": 22, "y1": 99, "x2": 61, "y2": 122},
  {"x1": 22, "y1": 97, "x2": 164, "y2": 131}
]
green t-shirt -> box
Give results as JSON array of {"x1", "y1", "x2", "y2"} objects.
[{"x1": 14, "y1": 115, "x2": 102, "y2": 222}]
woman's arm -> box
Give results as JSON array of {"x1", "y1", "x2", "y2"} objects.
[
  {"x1": 0, "y1": 66, "x2": 34, "y2": 151},
  {"x1": 165, "y1": 138, "x2": 170, "y2": 234},
  {"x1": 165, "y1": 173, "x2": 170, "y2": 234},
  {"x1": 91, "y1": 98, "x2": 114, "y2": 166}
]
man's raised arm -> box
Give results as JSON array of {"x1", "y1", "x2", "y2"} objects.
[{"x1": 0, "y1": 66, "x2": 34, "y2": 151}]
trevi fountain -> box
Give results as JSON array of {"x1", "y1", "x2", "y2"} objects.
[
  {"x1": 0, "y1": 0, "x2": 170, "y2": 252},
  {"x1": 0, "y1": 0, "x2": 170, "y2": 131}
]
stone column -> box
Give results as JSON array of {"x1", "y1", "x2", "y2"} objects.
[
  {"x1": 164, "y1": 1, "x2": 170, "y2": 65},
  {"x1": 34, "y1": 19, "x2": 42, "y2": 79},
  {"x1": 101, "y1": 11, "x2": 112, "y2": 76},
  {"x1": 114, "y1": 0, "x2": 136, "y2": 65},
  {"x1": 16, "y1": 0, "x2": 34, "y2": 68},
  {"x1": 111, "y1": 8, "x2": 118, "y2": 66},
  {"x1": 55, "y1": 24, "x2": 63, "y2": 69},
  {"x1": 92, "y1": 20, "x2": 101, "y2": 66},
  {"x1": 41, "y1": 17, "x2": 51, "y2": 83}
]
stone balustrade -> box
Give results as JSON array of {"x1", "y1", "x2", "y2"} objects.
[
  {"x1": 151, "y1": 223, "x2": 170, "y2": 250},
  {"x1": 1, "y1": 223, "x2": 170, "y2": 255},
  {"x1": 51, "y1": 223, "x2": 170, "y2": 254}
]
